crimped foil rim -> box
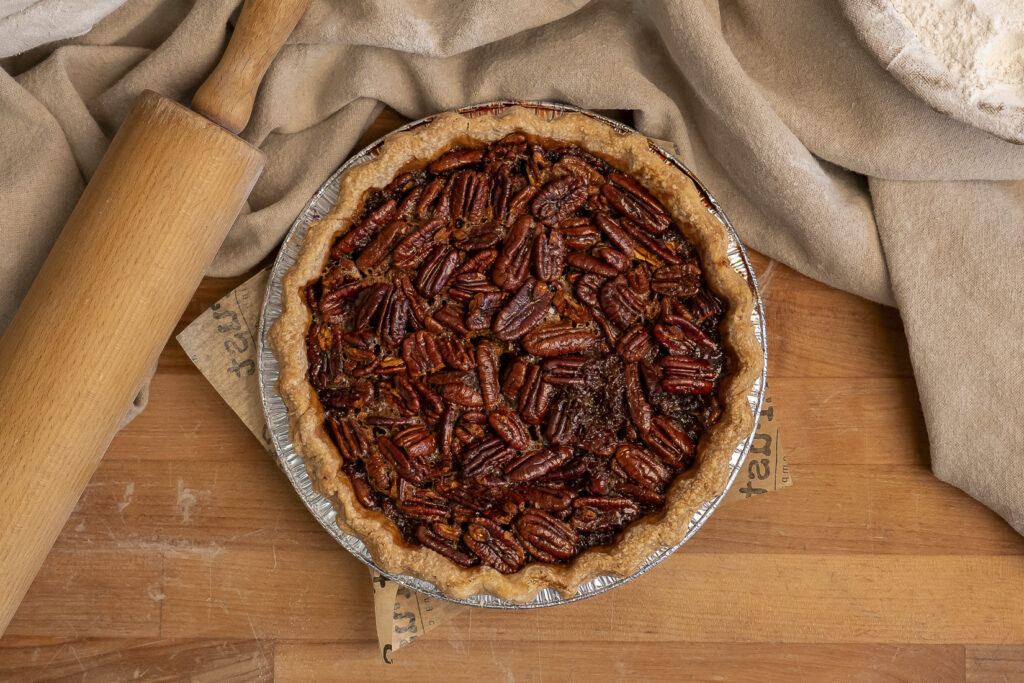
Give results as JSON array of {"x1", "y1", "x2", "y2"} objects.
[{"x1": 258, "y1": 101, "x2": 768, "y2": 609}]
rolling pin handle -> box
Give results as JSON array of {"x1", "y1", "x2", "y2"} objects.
[{"x1": 191, "y1": 0, "x2": 308, "y2": 134}]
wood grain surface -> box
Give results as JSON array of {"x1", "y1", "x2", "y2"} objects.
[{"x1": 1, "y1": 109, "x2": 1022, "y2": 682}]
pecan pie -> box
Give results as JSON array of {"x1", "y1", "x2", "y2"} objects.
[{"x1": 270, "y1": 106, "x2": 763, "y2": 602}]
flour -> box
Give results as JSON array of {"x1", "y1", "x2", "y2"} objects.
[{"x1": 890, "y1": 0, "x2": 1024, "y2": 107}]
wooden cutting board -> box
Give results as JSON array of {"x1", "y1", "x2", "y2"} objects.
[{"x1": 0, "y1": 109, "x2": 1020, "y2": 681}]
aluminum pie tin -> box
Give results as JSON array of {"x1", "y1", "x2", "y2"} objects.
[{"x1": 258, "y1": 101, "x2": 768, "y2": 609}]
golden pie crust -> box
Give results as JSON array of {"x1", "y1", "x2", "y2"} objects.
[{"x1": 269, "y1": 105, "x2": 763, "y2": 603}]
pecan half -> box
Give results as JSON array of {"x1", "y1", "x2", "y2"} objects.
[
  {"x1": 364, "y1": 450, "x2": 395, "y2": 494},
  {"x1": 492, "y1": 215, "x2": 535, "y2": 292},
  {"x1": 350, "y1": 472, "x2": 380, "y2": 510},
  {"x1": 455, "y1": 248, "x2": 498, "y2": 277},
  {"x1": 518, "y1": 485, "x2": 577, "y2": 512},
  {"x1": 434, "y1": 303, "x2": 471, "y2": 336},
  {"x1": 489, "y1": 408, "x2": 530, "y2": 450},
  {"x1": 319, "y1": 282, "x2": 365, "y2": 321},
  {"x1": 533, "y1": 227, "x2": 566, "y2": 282},
  {"x1": 552, "y1": 154, "x2": 605, "y2": 185},
  {"x1": 651, "y1": 264, "x2": 702, "y2": 298},
  {"x1": 466, "y1": 291, "x2": 506, "y2": 331},
  {"x1": 380, "y1": 435, "x2": 431, "y2": 485},
  {"x1": 355, "y1": 218, "x2": 408, "y2": 270},
  {"x1": 602, "y1": 182, "x2": 670, "y2": 235},
  {"x1": 566, "y1": 252, "x2": 619, "y2": 278},
  {"x1": 325, "y1": 416, "x2": 370, "y2": 461},
  {"x1": 429, "y1": 148, "x2": 484, "y2": 174},
  {"x1": 532, "y1": 177, "x2": 587, "y2": 226},
  {"x1": 451, "y1": 271, "x2": 499, "y2": 298},
  {"x1": 393, "y1": 425, "x2": 437, "y2": 460},
  {"x1": 332, "y1": 199, "x2": 397, "y2": 257},
  {"x1": 402, "y1": 330, "x2": 444, "y2": 376},
  {"x1": 464, "y1": 518, "x2": 525, "y2": 573},
  {"x1": 626, "y1": 262, "x2": 650, "y2": 292},
  {"x1": 416, "y1": 525, "x2": 476, "y2": 568},
  {"x1": 659, "y1": 355, "x2": 716, "y2": 394},
  {"x1": 516, "y1": 511, "x2": 579, "y2": 562},
  {"x1": 439, "y1": 382, "x2": 484, "y2": 408},
  {"x1": 395, "y1": 272, "x2": 442, "y2": 334},
  {"x1": 595, "y1": 247, "x2": 630, "y2": 272},
  {"x1": 615, "y1": 444, "x2": 669, "y2": 490},
  {"x1": 415, "y1": 178, "x2": 445, "y2": 219},
  {"x1": 491, "y1": 163, "x2": 514, "y2": 218},
  {"x1": 575, "y1": 273, "x2": 605, "y2": 307},
  {"x1": 505, "y1": 446, "x2": 573, "y2": 482},
  {"x1": 397, "y1": 479, "x2": 448, "y2": 520},
  {"x1": 413, "y1": 379, "x2": 445, "y2": 420},
  {"x1": 644, "y1": 414, "x2": 694, "y2": 468},
  {"x1": 624, "y1": 361, "x2": 653, "y2": 434},
  {"x1": 475, "y1": 341, "x2": 501, "y2": 412},
  {"x1": 383, "y1": 172, "x2": 417, "y2": 197},
  {"x1": 619, "y1": 217, "x2": 682, "y2": 265},
  {"x1": 502, "y1": 359, "x2": 529, "y2": 400},
  {"x1": 653, "y1": 318, "x2": 720, "y2": 359},
  {"x1": 599, "y1": 275, "x2": 645, "y2": 328},
  {"x1": 378, "y1": 287, "x2": 409, "y2": 349},
  {"x1": 492, "y1": 279, "x2": 552, "y2": 341},
  {"x1": 545, "y1": 396, "x2": 583, "y2": 446},
  {"x1": 439, "y1": 405, "x2": 456, "y2": 459},
  {"x1": 541, "y1": 355, "x2": 586, "y2": 386},
  {"x1": 397, "y1": 185, "x2": 424, "y2": 218},
  {"x1": 663, "y1": 314, "x2": 720, "y2": 355},
  {"x1": 609, "y1": 173, "x2": 671, "y2": 229},
  {"x1": 437, "y1": 334, "x2": 475, "y2": 371},
  {"x1": 518, "y1": 363, "x2": 556, "y2": 425},
  {"x1": 416, "y1": 244, "x2": 460, "y2": 297},
  {"x1": 462, "y1": 437, "x2": 516, "y2": 480},
  {"x1": 522, "y1": 323, "x2": 598, "y2": 357},
  {"x1": 507, "y1": 185, "x2": 539, "y2": 222},
  {"x1": 454, "y1": 222, "x2": 501, "y2": 251},
  {"x1": 393, "y1": 375, "x2": 421, "y2": 415},
  {"x1": 571, "y1": 496, "x2": 640, "y2": 532},
  {"x1": 354, "y1": 283, "x2": 391, "y2": 330},
  {"x1": 393, "y1": 217, "x2": 446, "y2": 269},
  {"x1": 616, "y1": 325, "x2": 654, "y2": 362},
  {"x1": 617, "y1": 482, "x2": 665, "y2": 506},
  {"x1": 593, "y1": 211, "x2": 637, "y2": 255},
  {"x1": 689, "y1": 289, "x2": 723, "y2": 322},
  {"x1": 560, "y1": 223, "x2": 602, "y2": 251}
]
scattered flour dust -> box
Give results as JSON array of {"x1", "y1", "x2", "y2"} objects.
[
  {"x1": 176, "y1": 478, "x2": 199, "y2": 523},
  {"x1": 117, "y1": 482, "x2": 135, "y2": 513},
  {"x1": 889, "y1": 0, "x2": 1024, "y2": 107}
]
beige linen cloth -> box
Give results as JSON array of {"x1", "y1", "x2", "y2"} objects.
[
  {"x1": 1, "y1": 0, "x2": 1022, "y2": 533},
  {"x1": 0, "y1": 0, "x2": 128, "y2": 59}
]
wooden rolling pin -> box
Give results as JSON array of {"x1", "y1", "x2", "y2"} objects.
[{"x1": 0, "y1": 0, "x2": 307, "y2": 635}]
